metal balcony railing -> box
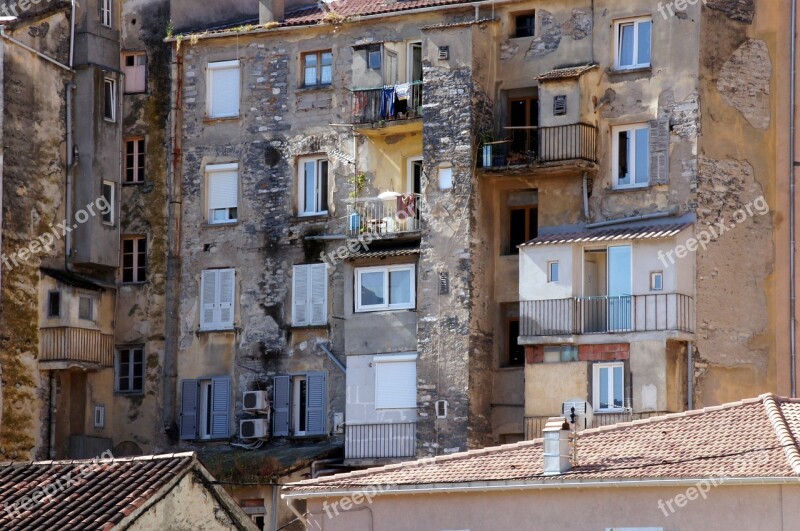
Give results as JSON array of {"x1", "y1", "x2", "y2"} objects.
[
  {"x1": 348, "y1": 193, "x2": 421, "y2": 237},
  {"x1": 351, "y1": 82, "x2": 423, "y2": 125},
  {"x1": 39, "y1": 327, "x2": 114, "y2": 366},
  {"x1": 345, "y1": 422, "x2": 416, "y2": 459},
  {"x1": 490, "y1": 123, "x2": 598, "y2": 166},
  {"x1": 524, "y1": 411, "x2": 665, "y2": 440},
  {"x1": 520, "y1": 293, "x2": 695, "y2": 337}
]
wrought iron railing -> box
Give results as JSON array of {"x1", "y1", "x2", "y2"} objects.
[
  {"x1": 351, "y1": 81, "x2": 423, "y2": 124},
  {"x1": 345, "y1": 422, "x2": 416, "y2": 459},
  {"x1": 348, "y1": 193, "x2": 421, "y2": 237},
  {"x1": 492, "y1": 123, "x2": 598, "y2": 166},
  {"x1": 520, "y1": 293, "x2": 695, "y2": 337},
  {"x1": 39, "y1": 327, "x2": 114, "y2": 366}
]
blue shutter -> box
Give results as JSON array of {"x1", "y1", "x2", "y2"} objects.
[
  {"x1": 179, "y1": 380, "x2": 198, "y2": 440},
  {"x1": 305, "y1": 372, "x2": 326, "y2": 436},
  {"x1": 211, "y1": 377, "x2": 231, "y2": 439},
  {"x1": 272, "y1": 375, "x2": 290, "y2": 437}
]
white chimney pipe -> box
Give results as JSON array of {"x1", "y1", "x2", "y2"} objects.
[{"x1": 543, "y1": 417, "x2": 572, "y2": 476}]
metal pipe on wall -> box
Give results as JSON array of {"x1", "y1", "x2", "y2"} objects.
[{"x1": 791, "y1": 0, "x2": 797, "y2": 397}]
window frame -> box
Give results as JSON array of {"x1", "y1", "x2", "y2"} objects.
[
  {"x1": 122, "y1": 52, "x2": 147, "y2": 94},
  {"x1": 115, "y1": 347, "x2": 145, "y2": 394},
  {"x1": 100, "y1": 0, "x2": 112, "y2": 27},
  {"x1": 506, "y1": 318, "x2": 524, "y2": 367},
  {"x1": 101, "y1": 180, "x2": 115, "y2": 225},
  {"x1": 548, "y1": 261, "x2": 560, "y2": 283},
  {"x1": 508, "y1": 205, "x2": 538, "y2": 255},
  {"x1": 367, "y1": 45, "x2": 382, "y2": 70},
  {"x1": 611, "y1": 123, "x2": 650, "y2": 189},
  {"x1": 78, "y1": 295, "x2": 94, "y2": 322},
  {"x1": 103, "y1": 77, "x2": 117, "y2": 122},
  {"x1": 355, "y1": 264, "x2": 416, "y2": 313},
  {"x1": 513, "y1": 11, "x2": 536, "y2": 38},
  {"x1": 199, "y1": 268, "x2": 236, "y2": 331},
  {"x1": 613, "y1": 16, "x2": 652, "y2": 70},
  {"x1": 292, "y1": 263, "x2": 328, "y2": 327},
  {"x1": 206, "y1": 60, "x2": 241, "y2": 119},
  {"x1": 298, "y1": 156, "x2": 329, "y2": 217},
  {"x1": 205, "y1": 163, "x2": 239, "y2": 224},
  {"x1": 121, "y1": 236, "x2": 147, "y2": 284},
  {"x1": 302, "y1": 50, "x2": 333, "y2": 87},
  {"x1": 374, "y1": 353, "x2": 418, "y2": 409},
  {"x1": 650, "y1": 270, "x2": 664, "y2": 291},
  {"x1": 124, "y1": 137, "x2": 146, "y2": 183},
  {"x1": 47, "y1": 290, "x2": 61, "y2": 318},
  {"x1": 593, "y1": 362, "x2": 626, "y2": 413}
]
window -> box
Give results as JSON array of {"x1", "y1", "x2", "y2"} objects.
[
  {"x1": 103, "y1": 78, "x2": 116, "y2": 121},
  {"x1": 206, "y1": 163, "x2": 239, "y2": 224},
  {"x1": 553, "y1": 95, "x2": 567, "y2": 116},
  {"x1": 367, "y1": 46, "x2": 382, "y2": 70},
  {"x1": 302, "y1": 50, "x2": 332, "y2": 86},
  {"x1": 272, "y1": 372, "x2": 326, "y2": 437},
  {"x1": 298, "y1": 157, "x2": 328, "y2": 216},
  {"x1": 79, "y1": 296, "x2": 94, "y2": 321},
  {"x1": 514, "y1": 12, "x2": 536, "y2": 38},
  {"x1": 100, "y1": 0, "x2": 112, "y2": 27},
  {"x1": 509, "y1": 206, "x2": 538, "y2": 254},
  {"x1": 374, "y1": 353, "x2": 417, "y2": 409},
  {"x1": 200, "y1": 269, "x2": 236, "y2": 330},
  {"x1": 543, "y1": 345, "x2": 578, "y2": 363},
  {"x1": 122, "y1": 237, "x2": 147, "y2": 283},
  {"x1": 207, "y1": 60, "x2": 240, "y2": 118},
  {"x1": 438, "y1": 167, "x2": 453, "y2": 190},
  {"x1": 508, "y1": 96, "x2": 539, "y2": 155},
  {"x1": 594, "y1": 362, "x2": 625, "y2": 412},
  {"x1": 506, "y1": 319, "x2": 524, "y2": 367},
  {"x1": 650, "y1": 271, "x2": 664, "y2": 291},
  {"x1": 125, "y1": 138, "x2": 145, "y2": 183},
  {"x1": 614, "y1": 17, "x2": 652, "y2": 69},
  {"x1": 355, "y1": 264, "x2": 416, "y2": 312},
  {"x1": 116, "y1": 347, "x2": 144, "y2": 394},
  {"x1": 548, "y1": 261, "x2": 559, "y2": 283},
  {"x1": 94, "y1": 405, "x2": 105, "y2": 429},
  {"x1": 292, "y1": 264, "x2": 327, "y2": 326},
  {"x1": 612, "y1": 123, "x2": 650, "y2": 188},
  {"x1": 179, "y1": 377, "x2": 231, "y2": 440},
  {"x1": 123, "y1": 52, "x2": 147, "y2": 93},
  {"x1": 47, "y1": 291, "x2": 61, "y2": 318},
  {"x1": 101, "y1": 181, "x2": 115, "y2": 224}
]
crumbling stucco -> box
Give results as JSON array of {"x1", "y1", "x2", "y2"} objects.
[
  {"x1": 705, "y1": 0, "x2": 755, "y2": 24},
  {"x1": 525, "y1": 9, "x2": 592, "y2": 59},
  {"x1": 716, "y1": 39, "x2": 771, "y2": 130}
]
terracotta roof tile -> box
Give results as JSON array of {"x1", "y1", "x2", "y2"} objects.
[
  {"x1": 536, "y1": 63, "x2": 599, "y2": 81},
  {"x1": 282, "y1": 0, "x2": 474, "y2": 26}
]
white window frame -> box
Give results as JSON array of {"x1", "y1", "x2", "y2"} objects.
[
  {"x1": 102, "y1": 180, "x2": 115, "y2": 225},
  {"x1": 406, "y1": 156, "x2": 423, "y2": 195},
  {"x1": 292, "y1": 264, "x2": 328, "y2": 326},
  {"x1": 298, "y1": 156, "x2": 329, "y2": 216},
  {"x1": 302, "y1": 50, "x2": 333, "y2": 87},
  {"x1": 115, "y1": 347, "x2": 144, "y2": 394},
  {"x1": 207, "y1": 60, "x2": 241, "y2": 118},
  {"x1": 614, "y1": 17, "x2": 652, "y2": 70},
  {"x1": 122, "y1": 52, "x2": 147, "y2": 94},
  {"x1": 94, "y1": 404, "x2": 105, "y2": 429},
  {"x1": 355, "y1": 264, "x2": 416, "y2": 312},
  {"x1": 548, "y1": 261, "x2": 559, "y2": 283},
  {"x1": 122, "y1": 236, "x2": 147, "y2": 283},
  {"x1": 199, "y1": 268, "x2": 236, "y2": 330},
  {"x1": 100, "y1": 0, "x2": 112, "y2": 27},
  {"x1": 593, "y1": 362, "x2": 625, "y2": 413},
  {"x1": 650, "y1": 271, "x2": 664, "y2": 291},
  {"x1": 374, "y1": 353, "x2": 418, "y2": 409},
  {"x1": 124, "y1": 138, "x2": 145, "y2": 183},
  {"x1": 205, "y1": 163, "x2": 239, "y2": 224},
  {"x1": 103, "y1": 77, "x2": 117, "y2": 122},
  {"x1": 611, "y1": 123, "x2": 650, "y2": 189}
]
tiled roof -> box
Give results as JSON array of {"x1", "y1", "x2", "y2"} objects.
[
  {"x1": 41, "y1": 267, "x2": 106, "y2": 291},
  {"x1": 282, "y1": 0, "x2": 474, "y2": 26},
  {"x1": 345, "y1": 247, "x2": 420, "y2": 260},
  {"x1": 285, "y1": 395, "x2": 800, "y2": 495},
  {"x1": 0, "y1": 453, "x2": 197, "y2": 530},
  {"x1": 520, "y1": 222, "x2": 692, "y2": 247},
  {"x1": 536, "y1": 63, "x2": 599, "y2": 81}
]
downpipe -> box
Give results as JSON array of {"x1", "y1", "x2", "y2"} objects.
[{"x1": 791, "y1": 0, "x2": 797, "y2": 397}]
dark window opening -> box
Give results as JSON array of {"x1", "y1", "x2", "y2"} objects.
[
  {"x1": 515, "y1": 13, "x2": 536, "y2": 38},
  {"x1": 47, "y1": 291, "x2": 61, "y2": 318},
  {"x1": 507, "y1": 319, "x2": 524, "y2": 366},
  {"x1": 509, "y1": 97, "x2": 539, "y2": 157},
  {"x1": 509, "y1": 206, "x2": 538, "y2": 254}
]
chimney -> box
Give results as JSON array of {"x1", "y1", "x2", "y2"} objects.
[
  {"x1": 542, "y1": 417, "x2": 572, "y2": 475},
  {"x1": 259, "y1": 0, "x2": 285, "y2": 23}
]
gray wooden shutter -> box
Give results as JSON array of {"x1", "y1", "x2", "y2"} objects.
[
  {"x1": 648, "y1": 116, "x2": 670, "y2": 185},
  {"x1": 292, "y1": 266, "x2": 309, "y2": 326},
  {"x1": 305, "y1": 372, "x2": 327, "y2": 436},
  {"x1": 272, "y1": 375, "x2": 291, "y2": 437},
  {"x1": 179, "y1": 379, "x2": 198, "y2": 440},
  {"x1": 210, "y1": 377, "x2": 231, "y2": 439}
]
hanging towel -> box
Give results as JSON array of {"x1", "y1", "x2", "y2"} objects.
[
  {"x1": 380, "y1": 87, "x2": 396, "y2": 119},
  {"x1": 395, "y1": 83, "x2": 411, "y2": 101},
  {"x1": 396, "y1": 194, "x2": 417, "y2": 219},
  {"x1": 353, "y1": 91, "x2": 369, "y2": 118}
]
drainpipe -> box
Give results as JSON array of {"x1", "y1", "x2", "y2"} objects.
[
  {"x1": 582, "y1": 172, "x2": 590, "y2": 220},
  {"x1": 687, "y1": 341, "x2": 693, "y2": 410},
  {"x1": 69, "y1": 0, "x2": 75, "y2": 68},
  {"x1": 0, "y1": 27, "x2": 72, "y2": 71},
  {"x1": 48, "y1": 371, "x2": 56, "y2": 458},
  {"x1": 65, "y1": 82, "x2": 76, "y2": 269},
  {"x1": 791, "y1": 0, "x2": 797, "y2": 398}
]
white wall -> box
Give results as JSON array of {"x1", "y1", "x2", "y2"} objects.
[{"x1": 346, "y1": 354, "x2": 417, "y2": 424}]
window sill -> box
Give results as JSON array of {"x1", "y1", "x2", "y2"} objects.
[
  {"x1": 202, "y1": 221, "x2": 240, "y2": 229},
  {"x1": 203, "y1": 116, "x2": 240, "y2": 124},
  {"x1": 609, "y1": 184, "x2": 651, "y2": 193},
  {"x1": 497, "y1": 365, "x2": 524, "y2": 371},
  {"x1": 296, "y1": 213, "x2": 329, "y2": 221},
  {"x1": 607, "y1": 65, "x2": 652, "y2": 78},
  {"x1": 122, "y1": 181, "x2": 146, "y2": 186},
  {"x1": 292, "y1": 323, "x2": 329, "y2": 330},
  {"x1": 115, "y1": 391, "x2": 145, "y2": 397},
  {"x1": 297, "y1": 84, "x2": 333, "y2": 92},
  {"x1": 104, "y1": 118, "x2": 116, "y2": 124},
  {"x1": 120, "y1": 281, "x2": 148, "y2": 286},
  {"x1": 123, "y1": 91, "x2": 148, "y2": 96},
  {"x1": 196, "y1": 327, "x2": 238, "y2": 335},
  {"x1": 355, "y1": 307, "x2": 416, "y2": 314},
  {"x1": 595, "y1": 409, "x2": 626, "y2": 414}
]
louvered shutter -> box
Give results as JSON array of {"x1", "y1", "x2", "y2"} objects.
[
  {"x1": 209, "y1": 63, "x2": 240, "y2": 118},
  {"x1": 210, "y1": 377, "x2": 231, "y2": 439},
  {"x1": 272, "y1": 375, "x2": 291, "y2": 437},
  {"x1": 648, "y1": 116, "x2": 670, "y2": 185},
  {"x1": 375, "y1": 355, "x2": 417, "y2": 409},
  {"x1": 292, "y1": 266, "x2": 309, "y2": 326},
  {"x1": 207, "y1": 170, "x2": 238, "y2": 212},
  {"x1": 200, "y1": 270, "x2": 218, "y2": 329},
  {"x1": 179, "y1": 379, "x2": 198, "y2": 440},
  {"x1": 310, "y1": 264, "x2": 327, "y2": 325},
  {"x1": 218, "y1": 269, "x2": 235, "y2": 328},
  {"x1": 305, "y1": 372, "x2": 327, "y2": 436}
]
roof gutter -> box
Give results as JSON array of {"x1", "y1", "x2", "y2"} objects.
[{"x1": 282, "y1": 476, "x2": 800, "y2": 500}]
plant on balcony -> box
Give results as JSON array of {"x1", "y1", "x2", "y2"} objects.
[{"x1": 349, "y1": 172, "x2": 367, "y2": 200}]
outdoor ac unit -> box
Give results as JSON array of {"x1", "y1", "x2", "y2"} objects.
[
  {"x1": 240, "y1": 418, "x2": 270, "y2": 439},
  {"x1": 243, "y1": 391, "x2": 270, "y2": 412},
  {"x1": 562, "y1": 399, "x2": 594, "y2": 430}
]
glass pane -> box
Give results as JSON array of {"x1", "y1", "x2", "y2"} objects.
[
  {"x1": 637, "y1": 21, "x2": 652, "y2": 65},
  {"x1": 614, "y1": 366, "x2": 624, "y2": 408},
  {"x1": 599, "y1": 368, "x2": 609, "y2": 409},
  {"x1": 321, "y1": 65, "x2": 332, "y2": 85},
  {"x1": 304, "y1": 161, "x2": 316, "y2": 213},
  {"x1": 304, "y1": 67, "x2": 317, "y2": 86},
  {"x1": 304, "y1": 54, "x2": 317, "y2": 67},
  {"x1": 635, "y1": 128, "x2": 650, "y2": 184},
  {"x1": 360, "y1": 271, "x2": 385, "y2": 306},
  {"x1": 617, "y1": 130, "x2": 631, "y2": 185},
  {"x1": 321, "y1": 52, "x2": 332, "y2": 66},
  {"x1": 618, "y1": 23, "x2": 634, "y2": 66},
  {"x1": 389, "y1": 269, "x2": 411, "y2": 305},
  {"x1": 550, "y1": 263, "x2": 559, "y2": 282}
]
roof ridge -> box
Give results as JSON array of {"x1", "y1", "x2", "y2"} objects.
[{"x1": 761, "y1": 394, "x2": 800, "y2": 474}]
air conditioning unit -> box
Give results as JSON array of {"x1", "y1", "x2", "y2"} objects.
[
  {"x1": 240, "y1": 418, "x2": 270, "y2": 439},
  {"x1": 562, "y1": 399, "x2": 594, "y2": 431},
  {"x1": 243, "y1": 390, "x2": 270, "y2": 412}
]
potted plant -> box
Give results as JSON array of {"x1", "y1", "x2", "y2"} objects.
[{"x1": 479, "y1": 132, "x2": 495, "y2": 168}]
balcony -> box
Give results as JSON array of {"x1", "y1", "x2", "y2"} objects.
[
  {"x1": 524, "y1": 411, "x2": 665, "y2": 440},
  {"x1": 351, "y1": 82, "x2": 423, "y2": 127},
  {"x1": 39, "y1": 327, "x2": 114, "y2": 368},
  {"x1": 348, "y1": 193, "x2": 421, "y2": 238},
  {"x1": 482, "y1": 123, "x2": 597, "y2": 168},
  {"x1": 520, "y1": 293, "x2": 695, "y2": 339},
  {"x1": 345, "y1": 422, "x2": 416, "y2": 461}
]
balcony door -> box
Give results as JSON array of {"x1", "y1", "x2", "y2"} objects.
[
  {"x1": 508, "y1": 97, "x2": 539, "y2": 159},
  {"x1": 607, "y1": 245, "x2": 632, "y2": 332}
]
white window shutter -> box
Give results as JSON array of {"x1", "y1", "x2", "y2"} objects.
[
  {"x1": 310, "y1": 264, "x2": 327, "y2": 325},
  {"x1": 200, "y1": 270, "x2": 218, "y2": 329},
  {"x1": 375, "y1": 357, "x2": 417, "y2": 409},
  {"x1": 209, "y1": 65, "x2": 240, "y2": 117},
  {"x1": 208, "y1": 171, "x2": 238, "y2": 212},
  {"x1": 293, "y1": 266, "x2": 309, "y2": 326},
  {"x1": 218, "y1": 269, "x2": 235, "y2": 328},
  {"x1": 649, "y1": 116, "x2": 670, "y2": 185}
]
